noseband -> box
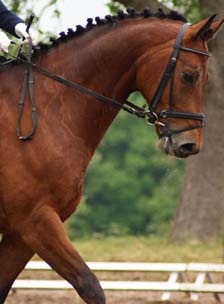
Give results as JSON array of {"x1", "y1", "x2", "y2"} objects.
[
  {"x1": 147, "y1": 22, "x2": 211, "y2": 137},
  {"x1": 13, "y1": 22, "x2": 211, "y2": 141}
]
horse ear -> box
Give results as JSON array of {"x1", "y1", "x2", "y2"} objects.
[
  {"x1": 190, "y1": 15, "x2": 224, "y2": 41},
  {"x1": 205, "y1": 18, "x2": 224, "y2": 40}
]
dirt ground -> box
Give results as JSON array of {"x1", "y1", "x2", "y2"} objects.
[
  {"x1": 5, "y1": 289, "x2": 221, "y2": 304},
  {"x1": 5, "y1": 266, "x2": 223, "y2": 304}
]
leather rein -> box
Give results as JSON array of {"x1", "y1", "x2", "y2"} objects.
[{"x1": 16, "y1": 22, "x2": 211, "y2": 141}]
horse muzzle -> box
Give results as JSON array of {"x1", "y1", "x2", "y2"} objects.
[{"x1": 157, "y1": 135, "x2": 200, "y2": 158}]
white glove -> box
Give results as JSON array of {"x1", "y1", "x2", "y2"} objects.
[
  {"x1": 0, "y1": 30, "x2": 11, "y2": 53},
  {"x1": 15, "y1": 22, "x2": 36, "y2": 44}
]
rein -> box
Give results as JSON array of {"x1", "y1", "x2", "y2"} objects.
[
  {"x1": 17, "y1": 37, "x2": 37, "y2": 141},
  {"x1": 16, "y1": 14, "x2": 38, "y2": 141},
  {"x1": 15, "y1": 57, "x2": 160, "y2": 142},
  {"x1": 15, "y1": 22, "x2": 211, "y2": 141}
]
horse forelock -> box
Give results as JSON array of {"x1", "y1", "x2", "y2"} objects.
[{"x1": 33, "y1": 7, "x2": 188, "y2": 57}]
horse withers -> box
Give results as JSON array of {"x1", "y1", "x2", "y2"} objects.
[{"x1": 0, "y1": 8, "x2": 223, "y2": 304}]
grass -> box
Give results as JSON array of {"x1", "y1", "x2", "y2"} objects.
[{"x1": 73, "y1": 235, "x2": 224, "y2": 263}]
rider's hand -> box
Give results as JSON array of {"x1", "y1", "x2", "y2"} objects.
[
  {"x1": 0, "y1": 30, "x2": 11, "y2": 53},
  {"x1": 14, "y1": 23, "x2": 36, "y2": 44}
]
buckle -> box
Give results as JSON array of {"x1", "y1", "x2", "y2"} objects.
[
  {"x1": 159, "y1": 110, "x2": 168, "y2": 118},
  {"x1": 145, "y1": 111, "x2": 165, "y2": 127},
  {"x1": 145, "y1": 111, "x2": 158, "y2": 125}
]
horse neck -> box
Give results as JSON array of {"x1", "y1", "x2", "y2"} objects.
[{"x1": 37, "y1": 18, "x2": 179, "y2": 155}]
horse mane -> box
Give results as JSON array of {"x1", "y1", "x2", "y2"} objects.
[{"x1": 34, "y1": 7, "x2": 187, "y2": 56}]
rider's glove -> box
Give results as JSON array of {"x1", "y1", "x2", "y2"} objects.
[
  {"x1": 14, "y1": 23, "x2": 36, "y2": 44},
  {"x1": 0, "y1": 30, "x2": 11, "y2": 53}
]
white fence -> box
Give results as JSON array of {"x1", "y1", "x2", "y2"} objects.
[{"x1": 12, "y1": 261, "x2": 224, "y2": 301}]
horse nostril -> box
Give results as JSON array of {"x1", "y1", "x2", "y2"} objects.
[
  {"x1": 181, "y1": 143, "x2": 196, "y2": 152},
  {"x1": 176, "y1": 142, "x2": 199, "y2": 157},
  {"x1": 178, "y1": 143, "x2": 199, "y2": 156}
]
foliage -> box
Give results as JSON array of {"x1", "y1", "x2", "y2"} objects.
[
  {"x1": 67, "y1": 93, "x2": 184, "y2": 239},
  {"x1": 161, "y1": 0, "x2": 201, "y2": 22},
  {"x1": 108, "y1": 0, "x2": 201, "y2": 22},
  {"x1": 106, "y1": 1, "x2": 126, "y2": 14}
]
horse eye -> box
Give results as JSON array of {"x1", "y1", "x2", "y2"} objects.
[{"x1": 182, "y1": 72, "x2": 198, "y2": 84}]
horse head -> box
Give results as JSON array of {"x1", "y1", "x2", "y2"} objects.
[{"x1": 136, "y1": 16, "x2": 224, "y2": 158}]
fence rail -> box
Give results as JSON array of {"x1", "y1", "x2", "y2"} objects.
[{"x1": 12, "y1": 261, "x2": 224, "y2": 302}]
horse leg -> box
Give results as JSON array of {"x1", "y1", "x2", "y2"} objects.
[
  {"x1": 0, "y1": 233, "x2": 33, "y2": 304},
  {"x1": 19, "y1": 206, "x2": 105, "y2": 304}
]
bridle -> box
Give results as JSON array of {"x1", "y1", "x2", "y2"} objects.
[
  {"x1": 13, "y1": 22, "x2": 211, "y2": 141},
  {"x1": 146, "y1": 22, "x2": 211, "y2": 137}
]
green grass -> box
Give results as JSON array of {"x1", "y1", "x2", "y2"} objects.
[{"x1": 73, "y1": 236, "x2": 224, "y2": 263}]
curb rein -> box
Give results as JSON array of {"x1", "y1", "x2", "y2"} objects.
[
  {"x1": 17, "y1": 22, "x2": 211, "y2": 141},
  {"x1": 17, "y1": 36, "x2": 37, "y2": 141}
]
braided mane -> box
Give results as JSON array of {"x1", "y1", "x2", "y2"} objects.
[{"x1": 34, "y1": 7, "x2": 188, "y2": 56}]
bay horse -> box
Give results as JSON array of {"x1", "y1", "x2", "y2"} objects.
[{"x1": 0, "y1": 8, "x2": 223, "y2": 304}]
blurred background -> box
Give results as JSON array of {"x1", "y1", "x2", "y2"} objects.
[{"x1": 5, "y1": 0, "x2": 224, "y2": 263}]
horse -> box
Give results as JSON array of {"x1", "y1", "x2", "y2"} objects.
[{"x1": 0, "y1": 7, "x2": 223, "y2": 304}]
